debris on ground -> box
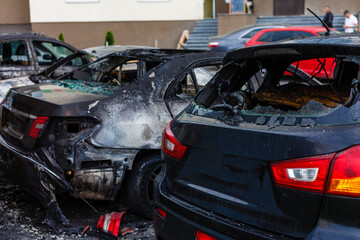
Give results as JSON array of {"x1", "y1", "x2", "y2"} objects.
[{"x1": 0, "y1": 170, "x2": 155, "y2": 240}]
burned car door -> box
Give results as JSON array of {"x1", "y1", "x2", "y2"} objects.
[
  {"x1": 165, "y1": 62, "x2": 221, "y2": 117},
  {"x1": 0, "y1": 39, "x2": 36, "y2": 79},
  {"x1": 31, "y1": 40, "x2": 85, "y2": 78}
]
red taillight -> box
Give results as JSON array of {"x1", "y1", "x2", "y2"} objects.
[
  {"x1": 157, "y1": 207, "x2": 166, "y2": 218},
  {"x1": 196, "y1": 230, "x2": 216, "y2": 240},
  {"x1": 97, "y1": 212, "x2": 125, "y2": 237},
  {"x1": 208, "y1": 42, "x2": 220, "y2": 48},
  {"x1": 327, "y1": 145, "x2": 360, "y2": 196},
  {"x1": 161, "y1": 121, "x2": 187, "y2": 159},
  {"x1": 29, "y1": 117, "x2": 49, "y2": 139},
  {"x1": 271, "y1": 154, "x2": 334, "y2": 192}
]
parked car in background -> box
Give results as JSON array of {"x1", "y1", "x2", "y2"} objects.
[
  {"x1": 245, "y1": 26, "x2": 335, "y2": 47},
  {"x1": 208, "y1": 25, "x2": 285, "y2": 52},
  {"x1": 154, "y1": 34, "x2": 360, "y2": 240},
  {"x1": 246, "y1": 26, "x2": 337, "y2": 78},
  {"x1": 0, "y1": 49, "x2": 224, "y2": 229},
  {"x1": 0, "y1": 32, "x2": 89, "y2": 80}
]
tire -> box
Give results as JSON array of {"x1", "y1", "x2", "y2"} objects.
[{"x1": 126, "y1": 153, "x2": 162, "y2": 219}]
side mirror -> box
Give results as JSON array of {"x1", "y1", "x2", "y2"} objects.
[{"x1": 43, "y1": 54, "x2": 52, "y2": 60}]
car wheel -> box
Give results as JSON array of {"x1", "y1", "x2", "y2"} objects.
[{"x1": 126, "y1": 153, "x2": 162, "y2": 219}]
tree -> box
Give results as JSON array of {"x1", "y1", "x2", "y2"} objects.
[
  {"x1": 105, "y1": 31, "x2": 115, "y2": 46},
  {"x1": 58, "y1": 33, "x2": 65, "y2": 42}
]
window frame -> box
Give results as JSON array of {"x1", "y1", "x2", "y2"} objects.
[
  {"x1": 0, "y1": 39, "x2": 35, "y2": 69},
  {"x1": 164, "y1": 59, "x2": 222, "y2": 117}
]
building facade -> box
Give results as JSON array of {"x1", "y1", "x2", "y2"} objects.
[
  {"x1": 0, "y1": 0, "x2": 360, "y2": 49},
  {"x1": 0, "y1": 0, "x2": 31, "y2": 34},
  {"x1": 29, "y1": 0, "x2": 207, "y2": 49}
]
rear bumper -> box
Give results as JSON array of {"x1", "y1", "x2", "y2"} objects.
[
  {"x1": 153, "y1": 176, "x2": 293, "y2": 240},
  {"x1": 0, "y1": 133, "x2": 66, "y2": 206},
  {"x1": 154, "y1": 176, "x2": 360, "y2": 240},
  {"x1": 0, "y1": 132, "x2": 65, "y2": 182},
  {"x1": 0, "y1": 132, "x2": 138, "y2": 201}
]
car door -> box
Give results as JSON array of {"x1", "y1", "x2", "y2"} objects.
[
  {"x1": 0, "y1": 39, "x2": 36, "y2": 79},
  {"x1": 165, "y1": 61, "x2": 221, "y2": 117},
  {"x1": 30, "y1": 40, "x2": 85, "y2": 78}
]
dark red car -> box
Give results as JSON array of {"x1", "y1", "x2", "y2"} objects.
[{"x1": 246, "y1": 26, "x2": 336, "y2": 78}]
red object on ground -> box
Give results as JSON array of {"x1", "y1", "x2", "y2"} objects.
[
  {"x1": 120, "y1": 227, "x2": 135, "y2": 236},
  {"x1": 97, "y1": 212, "x2": 125, "y2": 237}
]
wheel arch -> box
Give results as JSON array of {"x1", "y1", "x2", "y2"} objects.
[{"x1": 128, "y1": 149, "x2": 161, "y2": 170}]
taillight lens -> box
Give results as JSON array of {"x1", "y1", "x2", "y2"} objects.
[
  {"x1": 208, "y1": 42, "x2": 220, "y2": 48},
  {"x1": 327, "y1": 145, "x2": 360, "y2": 196},
  {"x1": 157, "y1": 207, "x2": 166, "y2": 218},
  {"x1": 271, "y1": 154, "x2": 334, "y2": 192},
  {"x1": 196, "y1": 230, "x2": 216, "y2": 240},
  {"x1": 161, "y1": 121, "x2": 187, "y2": 159},
  {"x1": 29, "y1": 117, "x2": 49, "y2": 138}
]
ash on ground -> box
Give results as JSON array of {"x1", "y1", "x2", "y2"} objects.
[{"x1": 0, "y1": 170, "x2": 155, "y2": 240}]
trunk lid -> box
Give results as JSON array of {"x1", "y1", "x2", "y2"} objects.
[
  {"x1": 165, "y1": 113, "x2": 360, "y2": 239},
  {"x1": 1, "y1": 82, "x2": 108, "y2": 149}
]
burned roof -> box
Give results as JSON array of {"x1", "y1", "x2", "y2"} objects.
[
  {"x1": 224, "y1": 33, "x2": 360, "y2": 64},
  {"x1": 102, "y1": 48, "x2": 218, "y2": 61},
  {"x1": 0, "y1": 32, "x2": 78, "y2": 51}
]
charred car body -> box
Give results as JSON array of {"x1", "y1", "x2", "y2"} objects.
[
  {"x1": 0, "y1": 33, "x2": 90, "y2": 101},
  {"x1": 154, "y1": 34, "x2": 360, "y2": 239},
  {"x1": 0, "y1": 49, "x2": 223, "y2": 224}
]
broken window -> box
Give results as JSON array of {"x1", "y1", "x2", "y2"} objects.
[
  {"x1": 193, "y1": 54, "x2": 360, "y2": 125},
  {"x1": 0, "y1": 40, "x2": 30, "y2": 66},
  {"x1": 33, "y1": 41, "x2": 82, "y2": 66},
  {"x1": 166, "y1": 64, "x2": 221, "y2": 116},
  {"x1": 54, "y1": 55, "x2": 164, "y2": 95}
]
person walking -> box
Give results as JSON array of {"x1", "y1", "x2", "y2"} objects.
[
  {"x1": 323, "y1": 5, "x2": 333, "y2": 28},
  {"x1": 344, "y1": 10, "x2": 358, "y2": 33}
]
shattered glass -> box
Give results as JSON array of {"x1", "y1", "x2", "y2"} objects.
[
  {"x1": 52, "y1": 79, "x2": 121, "y2": 96},
  {"x1": 192, "y1": 51, "x2": 360, "y2": 128}
]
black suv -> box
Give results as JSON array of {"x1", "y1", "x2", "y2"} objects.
[
  {"x1": 154, "y1": 34, "x2": 360, "y2": 239},
  {"x1": 0, "y1": 32, "x2": 87, "y2": 80}
]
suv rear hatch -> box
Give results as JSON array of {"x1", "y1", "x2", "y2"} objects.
[
  {"x1": 164, "y1": 50, "x2": 360, "y2": 238},
  {"x1": 1, "y1": 83, "x2": 107, "y2": 150}
]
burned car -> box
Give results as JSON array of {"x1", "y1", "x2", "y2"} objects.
[
  {"x1": 0, "y1": 32, "x2": 89, "y2": 80},
  {"x1": 154, "y1": 34, "x2": 360, "y2": 239},
  {"x1": 0, "y1": 49, "x2": 224, "y2": 225}
]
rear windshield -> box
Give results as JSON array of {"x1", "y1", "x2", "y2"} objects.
[{"x1": 189, "y1": 54, "x2": 360, "y2": 127}]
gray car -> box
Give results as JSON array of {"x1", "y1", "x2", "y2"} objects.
[{"x1": 0, "y1": 32, "x2": 89, "y2": 80}]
